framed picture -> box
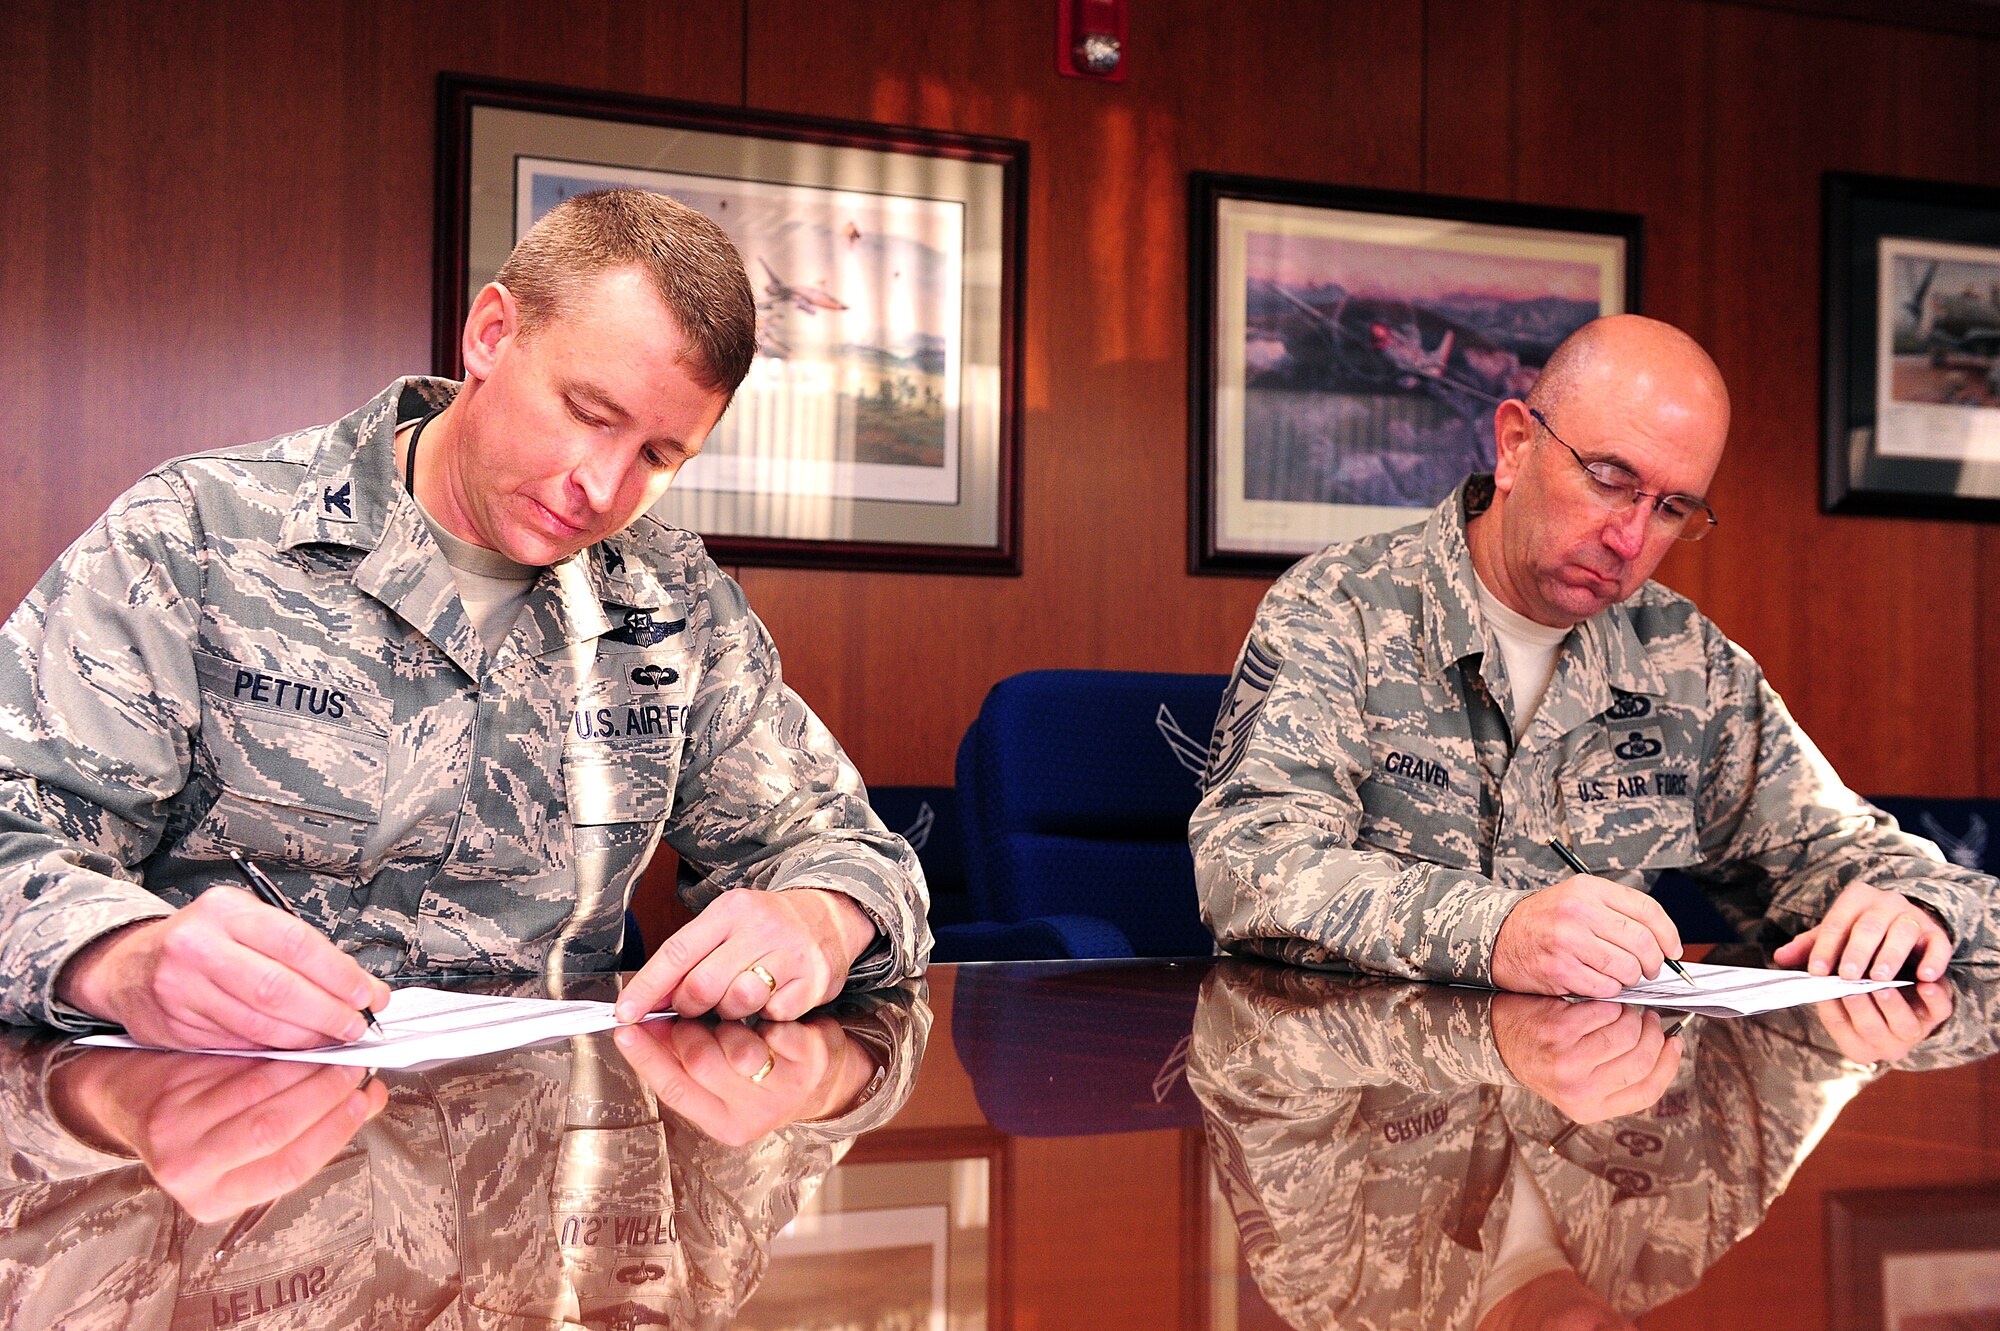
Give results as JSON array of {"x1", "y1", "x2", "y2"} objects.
[
  {"x1": 1827, "y1": 1184, "x2": 2000, "y2": 1330},
  {"x1": 1823, "y1": 172, "x2": 2000, "y2": 521},
  {"x1": 1189, "y1": 173, "x2": 1641, "y2": 575},
  {"x1": 734, "y1": 1128, "x2": 1005, "y2": 1331},
  {"x1": 436, "y1": 75, "x2": 1025, "y2": 574}
]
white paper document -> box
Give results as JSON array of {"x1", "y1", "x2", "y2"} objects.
[
  {"x1": 78, "y1": 986, "x2": 669, "y2": 1068},
  {"x1": 1600, "y1": 961, "x2": 1909, "y2": 1017}
]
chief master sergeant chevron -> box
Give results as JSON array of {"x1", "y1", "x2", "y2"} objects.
[
  {"x1": 0, "y1": 188, "x2": 929, "y2": 1050},
  {"x1": 1193, "y1": 314, "x2": 1999, "y2": 996}
]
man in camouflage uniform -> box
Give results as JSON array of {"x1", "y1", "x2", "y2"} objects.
[
  {"x1": 1194, "y1": 314, "x2": 1996, "y2": 996},
  {"x1": 0, "y1": 977, "x2": 928, "y2": 1329},
  {"x1": 0, "y1": 189, "x2": 929, "y2": 1049},
  {"x1": 1187, "y1": 961, "x2": 1991, "y2": 1329}
]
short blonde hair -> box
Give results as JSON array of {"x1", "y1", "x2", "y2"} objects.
[{"x1": 495, "y1": 188, "x2": 757, "y2": 394}]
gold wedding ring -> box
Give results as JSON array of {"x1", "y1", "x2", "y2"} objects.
[
  {"x1": 745, "y1": 963, "x2": 778, "y2": 996},
  {"x1": 749, "y1": 1050, "x2": 777, "y2": 1084}
]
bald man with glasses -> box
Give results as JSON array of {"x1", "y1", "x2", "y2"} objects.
[{"x1": 1194, "y1": 314, "x2": 1998, "y2": 998}]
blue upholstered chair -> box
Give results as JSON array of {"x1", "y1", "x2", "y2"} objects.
[
  {"x1": 946, "y1": 670, "x2": 1229, "y2": 961},
  {"x1": 1869, "y1": 795, "x2": 2000, "y2": 876},
  {"x1": 872, "y1": 783, "x2": 1096, "y2": 960},
  {"x1": 1649, "y1": 871, "x2": 1739, "y2": 945},
  {"x1": 619, "y1": 910, "x2": 648, "y2": 970},
  {"x1": 866, "y1": 783, "x2": 972, "y2": 927}
]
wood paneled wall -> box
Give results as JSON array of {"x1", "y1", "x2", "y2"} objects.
[{"x1": 5, "y1": 0, "x2": 1998, "y2": 794}]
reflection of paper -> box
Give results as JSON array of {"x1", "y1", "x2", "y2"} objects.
[
  {"x1": 77, "y1": 986, "x2": 670, "y2": 1069},
  {"x1": 1601, "y1": 962, "x2": 1908, "y2": 1017}
]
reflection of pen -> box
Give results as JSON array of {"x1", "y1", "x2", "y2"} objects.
[
  {"x1": 229, "y1": 850, "x2": 384, "y2": 1036},
  {"x1": 1547, "y1": 839, "x2": 1697, "y2": 988}
]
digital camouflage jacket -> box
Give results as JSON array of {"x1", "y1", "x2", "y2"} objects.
[
  {"x1": 1193, "y1": 478, "x2": 1997, "y2": 983},
  {"x1": 0, "y1": 379, "x2": 930, "y2": 1029}
]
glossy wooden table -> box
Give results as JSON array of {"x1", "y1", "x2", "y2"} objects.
[{"x1": 2, "y1": 959, "x2": 1997, "y2": 1329}]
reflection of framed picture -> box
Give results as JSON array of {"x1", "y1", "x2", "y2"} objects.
[
  {"x1": 736, "y1": 1128, "x2": 1004, "y2": 1331},
  {"x1": 1827, "y1": 1185, "x2": 2000, "y2": 1330},
  {"x1": 1188, "y1": 173, "x2": 1641, "y2": 576},
  {"x1": 1823, "y1": 172, "x2": 2000, "y2": 521},
  {"x1": 436, "y1": 75, "x2": 1025, "y2": 573}
]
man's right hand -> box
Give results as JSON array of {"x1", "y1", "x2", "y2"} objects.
[
  {"x1": 49, "y1": 1049, "x2": 387, "y2": 1223},
  {"x1": 1490, "y1": 874, "x2": 1685, "y2": 998},
  {"x1": 56, "y1": 885, "x2": 391, "y2": 1050}
]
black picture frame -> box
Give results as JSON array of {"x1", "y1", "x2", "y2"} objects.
[
  {"x1": 1826, "y1": 1184, "x2": 2000, "y2": 1330},
  {"x1": 1822, "y1": 171, "x2": 2000, "y2": 522},
  {"x1": 1188, "y1": 173, "x2": 1643, "y2": 576},
  {"x1": 435, "y1": 74, "x2": 1026, "y2": 575}
]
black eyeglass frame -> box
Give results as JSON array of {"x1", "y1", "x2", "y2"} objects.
[{"x1": 1526, "y1": 407, "x2": 1719, "y2": 540}]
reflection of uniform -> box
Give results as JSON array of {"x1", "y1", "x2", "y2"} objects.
[
  {"x1": 0, "y1": 380, "x2": 930, "y2": 1029},
  {"x1": 0, "y1": 978, "x2": 928, "y2": 1329},
  {"x1": 1194, "y1": 478, "x2": 1998, "y2": 984},
  {"x1": 1187, "y1": 964, "x2": 2000, "y2": 1330}
]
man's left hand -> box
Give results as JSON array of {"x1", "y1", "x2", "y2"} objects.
[
  {"x1": 613, "y1": 1015, "x2": 874, "y2": 1146},
  {"x1": 1771, "y1": 882, "x2": 1952, "y2": 982},
  {"x1": 614, "y1": 887, "x2": 877, "y2": 1024},
  {"x1": 1809, "y1": 982, "x2": 1954, "y2": 1065}
]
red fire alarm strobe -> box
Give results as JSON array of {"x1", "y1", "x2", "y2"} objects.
[{"x1": 1058, "y1": 0, "x2": 1127, "y2": 82}]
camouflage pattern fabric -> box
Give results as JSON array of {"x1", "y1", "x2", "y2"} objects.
[
  {"x1": 0, "y1": 379, "x2": 931, "y2": 1030},
  {"x1": 1193, "y1": 477, "x2": 2000, "y2": 984},
  {"x1": 0, "y1": 977, "x2": 929, "y2": 1330},
  {"x1": 1187, "y1": 961, "x2": 2000, "y2": 1329}
]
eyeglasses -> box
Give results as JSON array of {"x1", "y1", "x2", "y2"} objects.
[{"x1": 1528, "y1": 408, "x2": 1718, "y2": 542}]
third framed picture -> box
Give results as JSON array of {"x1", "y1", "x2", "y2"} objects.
[{"x1": 1823, "y1": 171, "x2": 2000, "y2": 521}]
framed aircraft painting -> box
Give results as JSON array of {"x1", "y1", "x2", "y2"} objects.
[
  {"x1": 437, "y1": 75, "x2": 1025, "y2": 573},
  {"x1": 1823, "y1": 172, "x2": 2000, "y2": 522},
  {"x1": 1188, "y1": 174, "x2": 1642, "y2": 576}
]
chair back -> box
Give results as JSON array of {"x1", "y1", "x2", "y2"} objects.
[
  {"x1": 956, "y1": 669, "x2": 1227, "y2": 958},
  {"x1": 1869, "y1": 795, "x2": 2000, "y2": 874},
  {"x1": 867, "y1": 784, "x2": 972, "y2": 926}
]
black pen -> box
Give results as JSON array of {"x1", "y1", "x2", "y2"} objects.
[
  {"x1": 1546, "y1": 839, "x2": 1697, "y2": 989},
  {"x1": 229, "y1": 850, "x2": 384, "y2": 1037}
]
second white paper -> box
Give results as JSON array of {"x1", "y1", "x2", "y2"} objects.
[{"x1": 78, "y1": 985, "x2": 671, "y2": 1068}]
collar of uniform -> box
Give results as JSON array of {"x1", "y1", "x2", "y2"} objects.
[
  {"x1": 492, "y1": 555, "x2": 613, "y2": 667},
  {"x1": 1418, "y1": 476, "x2": 1492, "y2": 680},
  {"x1": 278, "y1": 377, "x2": 459, "y2": 554},
  {"x1": 1570, "y1": 599, "x2": 1667, "y2": 699},
  {"x1": 492, "y1": 536, "x2": 684, "y2": 666},
  {"x1": 585, "y1": 527, "x2": 676, "y2": 610}
]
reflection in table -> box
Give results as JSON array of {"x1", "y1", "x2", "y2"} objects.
[{"x1": 0, "y1": 959, "x2": 1997, "y2": 1329}]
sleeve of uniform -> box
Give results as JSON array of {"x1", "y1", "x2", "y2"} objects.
[
  {"x1": 662, "y1": 555, "x2": 931, "y2": 988},
  {"x1": 1689, "y1": 628, "x2": 2000, "y2": 962},
  {"x1": 1191, "y1": 568, "x2": 1518, "y2": 985},
  {"x1": 1193, "y1": 966, "x2": 1520, "y2": 1094},
  {"x1": 0, "y1": 473, "x2": 207, "y2": 1029}
]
